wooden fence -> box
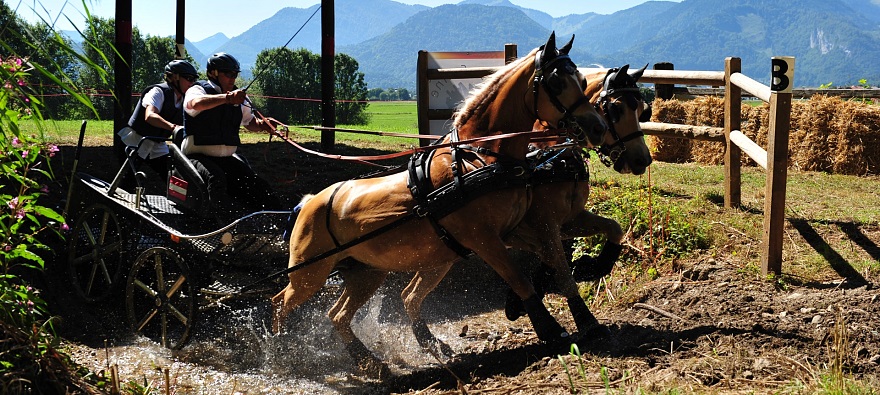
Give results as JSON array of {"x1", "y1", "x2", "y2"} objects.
[{"x1": 417, "y1": 53, "x2": 793, "y2": 275}]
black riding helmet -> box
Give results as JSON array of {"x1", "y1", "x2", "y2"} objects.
[
  {"x1": 207, "y1": 52, "x2": 240, "y2": 72},
  {"x1": 165, "y1": 59, "x2": 198, "y2": 77}
]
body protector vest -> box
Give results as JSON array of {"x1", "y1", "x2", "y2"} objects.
[
  {"x1": 128, "y1": 83, "x2": 181, "y2": 138},
  {"x1": 182, "y1": 81, "x2": 243, "y2": 147}
]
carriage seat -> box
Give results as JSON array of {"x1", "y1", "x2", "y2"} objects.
[{"x1": 166, "y1": 129, "x2": 212, "y2": 218}]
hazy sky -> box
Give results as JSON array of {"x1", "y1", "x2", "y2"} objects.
[{"x1": 16, "y1": 0, "x2": 681, "y2": 42}]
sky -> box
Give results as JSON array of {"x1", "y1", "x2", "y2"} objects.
[{"x1": 15, "y1": 0, "x2": 681, "y2": 42}]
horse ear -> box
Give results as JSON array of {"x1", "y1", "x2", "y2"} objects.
[
  {"x1": 614, "y1": 64, "x2": 631, "y2": 85},
  {"x1": 544, "y1": 31, "x2": 559, "y2": 59},
  {"x1": 560, "y1": 34, "x2": 575, "y2": 55},
  {"x1": 630, "y1": 64, "x2": 648, "y2": 81}
]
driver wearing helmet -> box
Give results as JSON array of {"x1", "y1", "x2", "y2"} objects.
[
  {"x1": 182, "y1": 52, "x2": 282, "y2": 220},
  {"x1": 118, "y1": 59, "x2": 197, "y2": 176}
]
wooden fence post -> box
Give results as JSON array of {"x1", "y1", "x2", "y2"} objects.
[
  {"x1": 653, "y1": 62, "x2": 675, "y2": 100},
  {"x1": 761, "y1": 57, "x2": 794, "y2": 275},
  {"x1": 416, "y1": 50, "x2": 431, "y2": 146},
  {"x1": 724, "y1": 57, "x2": 742, "y2": 208}
]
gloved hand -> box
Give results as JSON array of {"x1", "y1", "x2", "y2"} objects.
[{"x1": 225, "y1": 89, "x2": 247, "y2": 105}]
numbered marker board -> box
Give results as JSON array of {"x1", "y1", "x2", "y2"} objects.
[{"x1": 424, "y1": 51, "x2": 506, "y2": 135}]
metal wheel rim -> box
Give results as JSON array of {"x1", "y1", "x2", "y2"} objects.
[
  {"x1": 125, "y1": 246, "x2": 195, "y2": 350},
  {"x1": 67, "y1": 203, "x2": 126, "y2": 303}
]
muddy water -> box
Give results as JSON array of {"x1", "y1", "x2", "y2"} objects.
[{"x1": 63, "y1": 259, "x2": 515, "y2": 394}]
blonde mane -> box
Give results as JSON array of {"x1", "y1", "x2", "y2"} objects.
[{"x1": 452, "y1": 48, "x2": 539, "y2": 130}]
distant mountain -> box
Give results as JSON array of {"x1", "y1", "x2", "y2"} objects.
[
  {"x1": 340, "y1": 4, "x2": 554, "y2": 90},
  {"x1": 212, "y1": 0, "x2": 427, "y2": 75},
  {"x1": 193, "y1": 33, "x2": 229, "y2": 57},
  {"x1": 203, "y1": 0, "x2": 880, "y2": 89}
]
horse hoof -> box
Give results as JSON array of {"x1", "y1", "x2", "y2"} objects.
[
  {"x1": 582, "y1": 323, "x2": 611, "y2": 339},
  {"x1": 504, "y1": 290, "x2": 526, "y2": 321}
]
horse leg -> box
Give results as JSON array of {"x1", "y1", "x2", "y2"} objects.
[
  {"x1": 271, "y1": 261, "x2": 336, "y2": 334},
  {"x1": 329, "y1": 264, "x2": 391, "y2": 378},
  {"x1": 562, "y1": 210, "x2": 624, "y2": 282},
  {"x1": 470, "y1": 236, "x2": 569, "y2": 343},
  {"x1": 402, "y1": 264, "x2": 454, "y2": 357}
]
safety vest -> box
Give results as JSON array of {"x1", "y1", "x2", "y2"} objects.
[
  {"x1": 128, "y1": 83, "x2": 181, "y2": 138},
  {"x1": 182, "y1": 81, "x2": 243, "y2": 147}
]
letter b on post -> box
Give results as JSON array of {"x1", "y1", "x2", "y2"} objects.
[{"x1": 771, "y1": 56, "x2": 795, "y2": 93}]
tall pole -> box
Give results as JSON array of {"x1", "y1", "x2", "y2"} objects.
[
  {"x1": 113, "y1": 0, "x2": 133, "y2": 162},
  {"x1": 175, "y1": 0, "x2": 186, "y2": 59},
  {"x1": 320, "y1": 0, "x2": 335, "y2": 152}
]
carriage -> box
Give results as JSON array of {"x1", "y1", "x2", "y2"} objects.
[{"x1": 65, "y1": 125, "x2": 293, "y2": 350}]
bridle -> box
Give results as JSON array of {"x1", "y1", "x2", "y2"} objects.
[
  {"x1": 595, "y1": 67, "x2": 645, "y2": 167},
  {"x1": 532, "y1": 50, "x2": 592, "y2": 145}
]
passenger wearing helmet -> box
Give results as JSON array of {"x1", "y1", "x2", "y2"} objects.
[
  {"x1": 118, "y1": 59, "x2": 197, "y2": 177},
  {"x1": 182, "y1": 52, "x2": 283, "y2": 220}
]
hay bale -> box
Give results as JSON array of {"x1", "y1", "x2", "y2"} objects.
[
  {"x1": 648, "y1": 98, "x2": 692, "y2": 163},
  {"x1": 649, "y1": 93, "x2": 880, "y2": 176}
]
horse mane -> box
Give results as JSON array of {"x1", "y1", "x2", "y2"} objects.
[{"x1": 452, "y1": 47, "x2": 540, "y2": 130}]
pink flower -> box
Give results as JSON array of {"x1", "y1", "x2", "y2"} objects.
[
  {"x1": 15, "y1": 209, "x2": 25, "y2": 220},
  {"x1": 60, "y1": 222, "x2": 69, "y2": 231},
  {"x1": 48, "y1": 144, "x2": 59, "y2": 157},
  {"x1": 40, "y1": 185, "x2": 49, "y2": 193},
  {"x1": 3, "y1": 245, "x2": 10, "y2": 252},
  {"x1": 7, "y1": 197, "x2": 17, "y2": 209},
  {"x1": 21, "y1": 150, "x2": 28, "y2": 159},
  {"x1": 11, "y1": 137, "x2": 20, "y2": 146}
]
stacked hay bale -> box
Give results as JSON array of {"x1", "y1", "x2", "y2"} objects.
[{"x1": 649, "y1": 95, "x2": 880, "y2": 176}]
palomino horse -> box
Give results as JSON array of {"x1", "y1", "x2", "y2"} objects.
[
  {"x1": 400, "y1": 65, "x2": 652, "y2": 356},
  {"x1": 271, "y1": 32, "x2": 606, "y2": 376}
]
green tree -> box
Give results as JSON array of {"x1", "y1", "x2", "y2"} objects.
[
  {"x1": 252, "y1": 47, "x2": 321, "y2": 125},
  {"x1": 78, "y1": 16, "x2": 196, "y2": 121},
  {"x1": 0, "y1": 2, "x2": 80, "y2": 119},
  {"x1": 334, "y1": 53, "x2": 368, "y2": 125},
  {"x1": 252, "y1": 48, "x2": 368, "y2": 125}
]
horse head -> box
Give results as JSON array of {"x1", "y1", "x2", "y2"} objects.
[
  {"x1": 592, "y1": 64, "x2": 653, "y2": 175},
  {"x1": 533, "y1": 32, "x2": 607, "y2": 147}
]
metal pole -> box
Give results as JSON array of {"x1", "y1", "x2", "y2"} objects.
[
  {"x1": 175, "y1": 0, "x2": 186, "y2": 59},
  {"x1": 320, "y1": 0, "x2": 335, "y2": 152},
  {"x1": 113, "y1": 0, "x2": 133, "y2": 163}
]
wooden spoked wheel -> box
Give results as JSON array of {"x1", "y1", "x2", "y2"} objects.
[
  {"x1": 67, "y1": 204, "x2": 126, "y2": 303},
  {"x1": 125, "y1": 247, "x2": 196, "y2": 349}
]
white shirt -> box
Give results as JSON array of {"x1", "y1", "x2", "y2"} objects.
[
  {"x1": 182, "y1": 80, "x2": 256, "y2": 157},
  {"x1": 117, "y1": 86, "x2": 181, "y2": 159}
]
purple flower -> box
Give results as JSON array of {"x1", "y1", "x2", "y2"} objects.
[{"x1": 60, "y1": 222, "x2": 69, "y2": 231}]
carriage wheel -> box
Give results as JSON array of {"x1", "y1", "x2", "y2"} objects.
[
  {"x1": 125, "y1": 247, "x2": 196, "y2": 350},
  {"x1": 67, "y1": 203, "x2": 127, "y2": 303}
]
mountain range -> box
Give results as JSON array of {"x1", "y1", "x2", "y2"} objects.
[{"x1": 185, "y1": 0, "x2": 880, "y2": 90}]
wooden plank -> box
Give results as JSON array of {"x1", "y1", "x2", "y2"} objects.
[
  {"x1": 730, "y1": 72, "x2": 771, "y2": 102},
  {"x1": 641, "y1": 69, "x2": 725, "y2": 86},
  {"x1": 427, "y1": 67, "x2": 498, "y2": 80},
  {"x1": 729, "y1": 130, "x2": 767, "y2": 169},
  {"x1": 641, "y1": 122, "x2": 725, "y2": 141}
]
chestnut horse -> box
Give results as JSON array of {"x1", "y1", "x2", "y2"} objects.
[
  {"x1": 271, "y1": 32, "x2": 606, "y2": 376},
  {"x1": 400, "y1": 65, "x2": 652, "y2": 356}
]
